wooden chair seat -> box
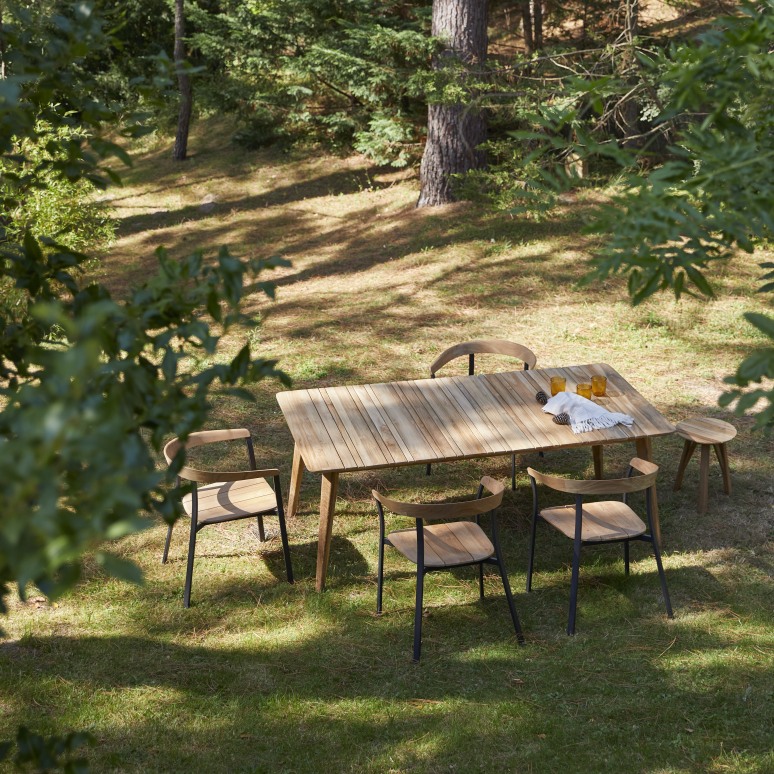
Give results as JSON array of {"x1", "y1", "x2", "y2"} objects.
[
  {"x1": 540, "y1": 501, "x2": 646, "y2": 543},
  {"x1": 527, "y1": 458, "x2": 673, "y2": 634},
  {"x1": 387, "y1": 521, "x2": 495, "y2": 568},
  {"x1": 182, "y1": 478, "x2": 278, "y2": 525},
  {"x1": 163, "y1": 428, "x2": 293, "y2": 607},
  {"x1": 373, "y1": 476, "x2": 524, "y2": 660}
]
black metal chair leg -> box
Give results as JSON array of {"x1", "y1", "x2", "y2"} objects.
[
  {"x1": 624, "y1": 540, "x2": 630, "y2": 576},
  {"x1": 491, "y1": 516, "x2": 525, "y2": 644},
  {"x1": 567, "y1": 498, "x2": 583, "y2": 635},
  {"x1": 162, "y1": 523, "x2": 174, "y2": 564},
  {"x1": 425, "y1": 463, "x2": 431, "y2": 477},
  {"x1": 376, "y1": 506, "x2": 386, "y2": 615},
  {"x1": 478, "y1": 563, "x2": 485, "y2": 600},
  {"x1": 273, "y1": 477, "x2": 293, "y2": 584},
  {"x1": 526, "y1": 514, "x2": 538, "y2": 592},
  {"x1": 412, "y1": 568, "x2": 425, "y2": 662},
  {"x1": 510, "y1": 453, "x2": 516, "y2": 491},
  {"x1": 183, "y1": 521, "x2": 198, "y2": 609},
  {"x1": 256, "y1": 514, "x2": 266, "y2": 542},
  {"x1": 652, "y1": 540, "x2": 674, "y2": 619}
]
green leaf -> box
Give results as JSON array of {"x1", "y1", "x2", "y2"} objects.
[
  {"x1": 94, "y1": 552, "x2": 144, "y2": 585},
  {"x1": 744, "y1": 313, "x2": 774, "y2": 339}
]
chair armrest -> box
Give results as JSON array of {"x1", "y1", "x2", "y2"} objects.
[
  {"x1": 179, "y1": 467, "x2": 279, "y2": 484},
  {"x1": 164, "y1": 429, "x2": 251, "y2": 465},
  {"x1": 527, "y1": 463, "x2": 658, "y2": 495},
  {"x1": 372, "y1": 484, "x2": 503, "y2": 520}
]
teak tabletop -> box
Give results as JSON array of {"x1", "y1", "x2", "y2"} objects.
[{"x1": 276, "y1": 363, "x2": 675, "y2": 591}]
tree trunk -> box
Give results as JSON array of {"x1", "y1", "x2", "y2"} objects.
[
  {"x1": 520, "y1": 1, "x2": 534, "y2": 53},
  {"x1": 624, "y1": 0, "x2": 639, "y2": 42},
  {"x1": 619, "y1": 0, "x2": 640, "y2": 146},
  {"x1": 532, "y1": 0, "x2": 544, "y2": 50},
  {"x1": 172, "y1": 0, "x2": 192, "y2": 161},
  {"x1": 0, "y1": 2, "x2": 6, "y2": 80},
  {"x1": 417, "y1": 0, "x2": 488, "y2": 207}
]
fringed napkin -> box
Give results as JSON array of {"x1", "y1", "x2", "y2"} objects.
[{"x1": 543, "y1": 391, "x2": 634, "y2": 434}]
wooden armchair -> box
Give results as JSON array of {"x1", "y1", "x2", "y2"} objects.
[
  {"x1": 526, "y1": 458, "x2": 673, "y2": 635},
  {"x1": 163, "y1": 429, "x2": 293, "y2": 607},
  {"x1": 428, "y1": 340, "x2": 538, "y2": 489},
  {"x1": 373, "y1": 476, "x2": 525, "y2": 661}
]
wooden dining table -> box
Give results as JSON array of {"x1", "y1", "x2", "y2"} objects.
[{"x1": 276, "y1": 362, "x2": 675, "y2": 591}]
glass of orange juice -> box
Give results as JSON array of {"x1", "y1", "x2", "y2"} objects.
[
  {"x1": 576, "y1": 383, "x2": 592, "y2": 399},
  {"x1": 591, "y1": 375, "x2": 607, "y2": 397},
  {"x1": 550, "y1": 376, "x2": 566, "y2": 396}
]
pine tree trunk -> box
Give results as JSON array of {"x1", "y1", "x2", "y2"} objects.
[
  {"x1": 532, "y1": 0, "x2": 544, "y2": 50},
  {"x1": 619, "y1": 0, "x2": 640, "y2": 146},
  {"x1": 417, "y1": 0, "x2": 488, "y2": 207},
  {"x1": 172, "y1": 0, "x2": 192, "y2": 161},
  {"x1": 0, "y1": 2, "x2": 7, "y2": 80},
  {"x1": 521, "y1": 1, "x2": 534, "y2": 53}
]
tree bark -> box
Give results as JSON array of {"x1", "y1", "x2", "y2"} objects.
[
  {"x1": 0, "y1": 2, "x2": 7, "y2": 80},
  {"x1": 532, "y1": 0, "x2": 543, "y2": 50},
  {"x1": 417, "y1": 0, "x2": 488, "y2": 207},
  {"x1": 520, "y1": 1, "x2": 534, "y2": 54},
  {"x1": 172, "y1": 0, "x2": 192, "y2": 161}
]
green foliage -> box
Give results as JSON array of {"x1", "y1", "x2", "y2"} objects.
[
  {"x1": 0, "y1": 2, "x2": 290, "y2": 612},
  {"x1": 480, "y1": 2, "x2": 774, "y2": 429},
  {"x1": 185, "y1": 0, "x2": 433, "y2": 159},
  {"x1": 1, "y1": 119, "x2": 115, "y2": 250},
  {"x1": 354, "y1": 113, "x2": 415, "y2": 167},
  {"x1": 0, "y1": 726, "x2": 93, "y2": 772}
]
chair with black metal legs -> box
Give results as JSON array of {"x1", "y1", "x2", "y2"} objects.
[
  {"x1": 526, "y1": 458, "x2": 673, "y2": 635},
  {"x1": 162, "y1": 428, "x2": 294, "y2": 607},
  {"x1": 373, "y1": 476, "x2": 525, "y2": 661},
  {"x1": 427, "y1": 340, "x2": 538, "y2": 490}
]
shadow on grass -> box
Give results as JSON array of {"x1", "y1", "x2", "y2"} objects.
[
  {"x1": 116, "y1": 166, "x2": 397, "y2": 237},
  {"x1": 3, "y1": 549, "x2": 772, "y2": 773}
]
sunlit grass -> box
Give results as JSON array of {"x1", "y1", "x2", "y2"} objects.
[{"x1": 1, "y1": 117, "x2": 772, "y2": 772}]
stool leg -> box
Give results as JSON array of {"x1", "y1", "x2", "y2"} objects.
[
  {"x1": 673, "y1": 440, "x2": 696, "y2": 492},
  {"x1": 698, "y1": 444, "x2": 710, "y2": 515},
  {"x1": 714, "y1": 443, "x2": 732, "y2": 495}
]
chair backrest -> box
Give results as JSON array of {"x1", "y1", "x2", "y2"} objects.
[
  {"x1": 527, "y1": 458, "x2": 659, "y2": 496},
  {"x1": 372, "y1": 476, "x2": 504, "y2": 521},
  {"x1": 163, "y1": 429, "x2": 278, "y2": 484},
  {"x1": 430, "y1": 339, "x2": 537, "y2": 377}
]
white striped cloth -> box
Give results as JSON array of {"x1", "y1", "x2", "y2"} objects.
[{"x1": 543, "y1": 391, "x2": 634, "y2": 434}]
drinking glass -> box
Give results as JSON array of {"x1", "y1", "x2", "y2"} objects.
[
  {"x1": 591, "y1": 375, "x2": 607, "y2": 397},
  {"x1": 576, "y1": 383, "x2": 592, "y2": 399},
  {"x1": 550, "y1": 376, "x2": 566, "y2": 396}
]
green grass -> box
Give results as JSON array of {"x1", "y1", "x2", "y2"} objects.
[{"x1": 1, "y1": 118, "x2": 773, "y2": 773}]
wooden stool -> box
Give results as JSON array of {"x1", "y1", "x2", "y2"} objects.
[{"x1": 673, "y1": 418, "x2": 737, "y2": 514}]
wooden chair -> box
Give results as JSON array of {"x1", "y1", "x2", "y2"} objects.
[
  {"x1": 163, "y1": 429, "x2": 293, "y2": 607},
  {"x1": 373, "y1": 476, "x2": 525, "y2": 661},
  {"x1": 428, "y1": 340, "x2": 538, "y2": 489},
  {"x1": 673, "y1": 417, "x2": 737, "y2": 515},
  {"x1": 526, "y1": 458, "x2": 673, "y2": 635}
]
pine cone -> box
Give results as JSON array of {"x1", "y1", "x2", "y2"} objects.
[
  {"x1": 553, "y1": 412, "x2": 570, "y2": 425},
  {"x1": 535, "y1": 390, "x2": 548, "y2": 405}
]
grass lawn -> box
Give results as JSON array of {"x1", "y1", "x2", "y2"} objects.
[{"x1": 1, "y1": 119, "x2": 773, "y2": 773}]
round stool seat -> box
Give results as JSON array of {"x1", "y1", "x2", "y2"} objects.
[{"x1": 676, "y1": 418, "x2": 737, "y2": 445}]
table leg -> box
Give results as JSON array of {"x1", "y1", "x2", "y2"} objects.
[
  {"x1": 316, "y1": 472, "x2": 339, "y2": 592},
  {"x1": 635, "y1": 437, "x2": 662, "y2": 550},
  {"x1": 592, "y1": 445, "x2": 604, "y2": 479},
  {"x1": 287, "y1": 444, "x2": 305, "y2": 520}
]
